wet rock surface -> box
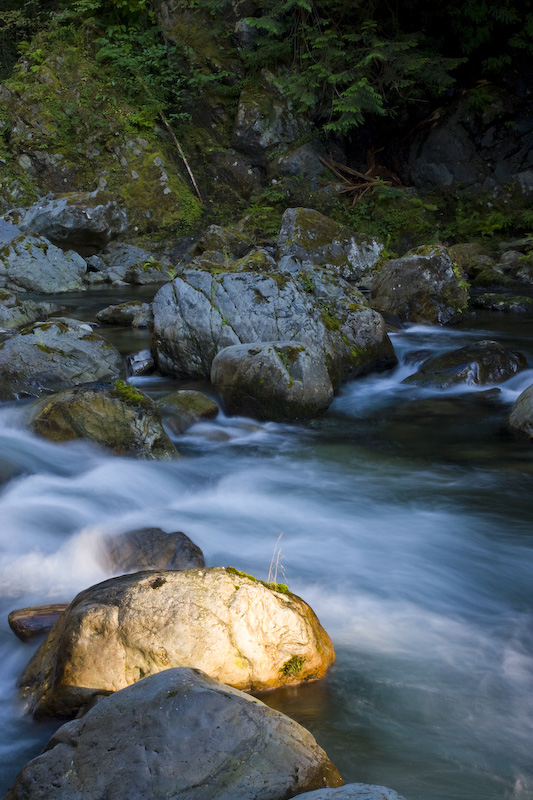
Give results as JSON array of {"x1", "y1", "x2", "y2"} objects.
[
  {"x1": 403, "y1": 340, "x2": 528, "y2": 388},
  {"x1": 20, "y1": 566, "x2": 335, "y2": 718},
  {"x1": 31, "y1": 381, "x2": 178, "y2": 459}
]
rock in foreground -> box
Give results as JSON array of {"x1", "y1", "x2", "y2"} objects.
[
  {"x1": 7, "y1": 668, "x2": 343, "y2": 800},
  {"x1": 20, "y1": 566, "x2": 335, "y2": 718},
  {"x1": 31, "y1": 381, "x2": 178, "y2": 459}
]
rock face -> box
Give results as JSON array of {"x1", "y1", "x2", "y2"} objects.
[
  {"x1": 102, "y1": 527, "x2": 205, "y2": 573},
  {"x1": 0, "y1": 289, "x2": 60, "y2": 330},
  {"x1": 211, "y1": 342, "x2": 334, "y2": 421},
  {"x1": 20, "y1": 566, "x2": 335, "y2": 718},
  {"x1": 509, "y1": 384, "x2": 533, "y2": 438},
  {"x1": 371, "y1": 246, "x2": 469, "y2": 324},
  {"x1": 97, "y1": 242, "x2": 173, "y2": 284},
  {"x1": 0, "y1": 319, "x2": 123, "y2": 400},
  {"x1": 0, "y1": 233, "x2": 86, "y2": 293},
  {"x1": 294, "y1": 784, "x2": 406, "y2": 799},
  {"x1": 8, "y1": 668, "x2": 343, "y2": 800},
  {"x1": 152, "y1": 270, "x2": 396, "y2": 388},
  {"x1": 276, "y1": 208, "x2": 383, "y2": 283},
  {"x1": 470, "y1": 293, "x2": 533, "y2": 313},
  {"x1": 403, "y1": 340, "x2": 527, "y2": 388},
  {"x1": 31, "y1": 381, "x2": 178, "y2": 459},
  {"x1": 18, "y1": 191, "x2": 127, "y2": 254}
]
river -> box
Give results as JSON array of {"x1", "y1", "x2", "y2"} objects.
[{"x1": 0, "y1": 295, "x2": 532, "y2": 800}]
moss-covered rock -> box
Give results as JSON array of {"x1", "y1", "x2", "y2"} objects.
[
  {"x1": 277, "y1": 207, "x2": 383, "y2": 284},
  {"x1": 403, "y1": 340, "x2": 527, "y2": 388},
  {"x1": 31, "y1": 380, "x2": 178, "y2": 459},
  {"x1": 470, "y1": 293, "x2": 533, "y2": 313},
  {"x1": 0, "y1": 290, "x2": 60, "y2": 330},
  {"x1": 0, "y1": 232, "x2": 86, "y2": 293},
  {"x1": 211, "y1": 341, "x2": 334, "y2": 421},
  {"x1": 0, "y1": 318, "x2": 123, "y2": 399},
  {"x1": 371, "y1": 245, "x2": 469, "y2": 324},
  {"x1": 158, "y1": 389, "x2": 219, "y2": 433}
]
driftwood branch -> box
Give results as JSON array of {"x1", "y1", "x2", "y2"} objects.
[{"x1": 320, "y1": 149, "x2": 402, "y2": 204}]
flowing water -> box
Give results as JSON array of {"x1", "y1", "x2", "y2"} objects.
[{"x1": 0, "y1": 298, "x2": 532, "y2": 800}]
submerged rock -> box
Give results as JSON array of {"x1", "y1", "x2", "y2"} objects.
[
  {"x1": 8, "y1": 668, "x2": 343, "y2": 800},
  {"x1": 102, "y1": 527, "x2": 205, "y2": 573},
  {"x1": 158, "y1": 389, "x2": 219, "y2": 433},
  {"x1": 31, "y1": 381, "x2": 178, "y2": 459},
  {"x1": 20, "y1": 566, "x2": 335, "y2": 718},
  {"x1": 403, "y1": 340, "x2": 527, "y2": 388},
  {"x1": 509, "y1": 384, "x2": 533, "y2": 438},
  {"x1": 470, "y1": 293, "x2": 533, "y2": 313},
  {"x1": 371, "y1": 245, "x2": 469, "y2": 324},
  {"x1": 296, "y1": 783, "x2": 405, "y2": 800},
  {"x1": 0, "y1": 233, "x2": 86, "y2": 293},
  {"x1": 211, "y1": 341, "x2": 334, "y2": 421},
  {"x1": 294, "y1": 784, "x2": 406, "y2": 799},
  {"x1": 0, "y1": 319, "x2": 123, "y2": 400},
  {"x1": 17, "y1": 191, "x2": 127, "y2": 254}
]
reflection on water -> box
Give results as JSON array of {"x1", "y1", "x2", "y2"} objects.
[{"x1": 0, "y1": 318, "x2": 532, "y2": 799}]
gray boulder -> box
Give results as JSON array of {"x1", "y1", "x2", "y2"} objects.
[
  {"x1": 102, "y1": 527, "x2": 204, "y2": 572},
  {"x1": 371, "y1": 246, "x2": 469, "y2": 324},
  {"x1": 0, "y1": 318, "x2": 123, "y2": 400},
  {"x1": 18, "y1": 191, "x2": 127, "y2": 253},
  {"x1": 20, "y1": 566, "x2": 335, "y2": 718},
  {"x1": 95, "y1": 300, "x2": 153, "y2": 327},
  {"x1": 0, "y1": 289, "x2": 60, "y2": 330},
  {"x1": 211, "y1": 342, "x2": 334, "y2": 421},
  {"x1": 277, "y1": 208, "x2": 383, "y2": 284},
  {"x1": 0, "y1": 233, "x2": 86, "y2": 293},
  {"x1": 403, "y1": 340, "x2": 527, "y2": 388},
  {"x1": 99, "y1": 242, "x2": 173, "y2": 284},
  {"x1": 31, "y1": 381, "x2": 178, "y2": 459},
  {"x1": 294, "y1": 783, "x2": 406, "y2": 799},
  {"x1": 509, "y1": 384, "x2": 533, "y2": 438},
  {"x1": 152, "y1": 270, "x2": 396, "y2": 389},
  {"x1": 8, "y1": 668, "x2": 343, "y2": 800}
]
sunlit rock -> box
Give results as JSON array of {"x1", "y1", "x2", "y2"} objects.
[{"x1": 20, "y1": 566, "x2": 335, "y2": 718}]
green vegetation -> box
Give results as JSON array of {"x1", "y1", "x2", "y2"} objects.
[
  {"x1": 111, "y1": 379, "x2": 152, "y2": 409},
  {"x1": 279, "y1": 654, "x2": 305, "y2": 677},
  {"x1": 226, "y1": 566, "x2": 291, "y2": 595}
]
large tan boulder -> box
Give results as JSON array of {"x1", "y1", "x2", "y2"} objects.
[
  {"x1": 20, "y1": 567, "x2": 335, "y2": 718},
  {"x1": 7, "y1": 668, "x2": 343, "y2": 800}
]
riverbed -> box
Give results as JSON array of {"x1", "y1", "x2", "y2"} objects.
[{"x1": 0, "y1": 299, "x2": 532, "y2": 800}]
